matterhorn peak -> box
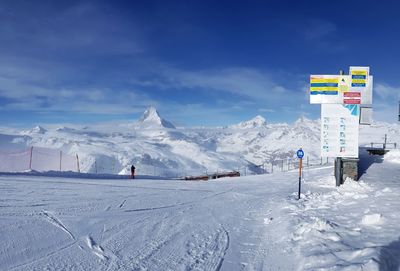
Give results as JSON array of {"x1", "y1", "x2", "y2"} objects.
[
  {"x1": 138, "y1": 106, "x2": 175, "y2": 129},
  {"x1": 231, "y1": 115, "x2": 267, "y2": 129},
  {"x1": 139, "y1": 106, "x2": 161, "y2": 122}
]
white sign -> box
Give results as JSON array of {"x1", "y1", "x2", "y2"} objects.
[
  {"x1": 321, "y1": 104, "x2": 360, "y2": 158},
  {"x1": 361, "y1": 75, "x2": 373, "y2": 105}
]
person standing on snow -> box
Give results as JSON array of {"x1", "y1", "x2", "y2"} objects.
[{"x1": 131, "y1": 165, "x2": 136, "y2": 179}]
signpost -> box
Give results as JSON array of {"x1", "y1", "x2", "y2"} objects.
[
  {"x1": 297, "y1": 148, "x2": 304, "y2": 200},
  {"x1": 310, "y1": 66, "x2": 373, "y2": 186}
]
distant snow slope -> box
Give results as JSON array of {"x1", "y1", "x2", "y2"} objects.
[
  {"x1": 229, "y1": 115, "x2": 267, "y2": 129},
  {"x1": 0, "y1": 107, "x2": 399, "y2": 176},
  {"x1": 1, "y1": 149, "x2": 399, "y2": 270}
]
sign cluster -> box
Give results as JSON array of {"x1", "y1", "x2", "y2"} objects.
[
  {"x1": 310, "y1": 66, "x2": 373, "y2": 158},
  {"x1": 310, "y1": 67, "x2": 372, "y2": 105}
]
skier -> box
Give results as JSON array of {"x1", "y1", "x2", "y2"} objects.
[{"x1": 131, "y1": 165, "x2": 136, "y2": 179}]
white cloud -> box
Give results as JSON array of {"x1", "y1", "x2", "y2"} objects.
[
  {"x1": 163, "y1": 103, "x2": 248, "y2": 127},
  {"x1": 0, "y1": 51, "x2": 307, "y2": 123},
  {"x1": 0, "y1": 76, "x2": 52, "y2": 99},
  {"x1": 372, "y1": 103, "x2": 399, "y2": 123},
  {"x1": 0, "y1": 75, "x2": 155, "y2": 115},
  {"x1": 374, "y1": 83, "x2": 400, "y2": 100},
  {"x1": 0, "y1": 2, "x2": 144, "y2": 57},
  {"x1": 149, "y1": 66, "x2": 296, "y2": 103},
  {"x1": 258, "y1": 108, "x2": 275, "y2": 113}
]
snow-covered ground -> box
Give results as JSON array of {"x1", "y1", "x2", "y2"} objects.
[{"x1": 1, "y1": 149, "x2": 399, "y2": 270}]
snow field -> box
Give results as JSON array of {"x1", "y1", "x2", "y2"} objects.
[
  {"x1": 1, "y1": 149, "x2": 400, "y2": 270},
  {"x1": 0, "y1": 171, "x2": 302, "y2": 270},
  {"x1": 286, "y1": 151, "x2": 400, "y2": 270}
]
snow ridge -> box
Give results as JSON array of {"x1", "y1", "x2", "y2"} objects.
[{"x1": 230, "y1": 115, "x2": 267, "y2": 129}]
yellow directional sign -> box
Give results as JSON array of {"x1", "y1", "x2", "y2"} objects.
[
  {"x1": 350, "y1": 66, "x2": 369, "y2": 88},
  {"x1": 310, "y1": 75, "x2": 340, "y2": 104}
]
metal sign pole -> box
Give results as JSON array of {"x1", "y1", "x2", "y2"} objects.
[
  {"x1": 296, "y1": 148, "x2": 304, "y2": 200},
  {"x1": 298, "y1": 157, "x2": 302, "y2": 200}
]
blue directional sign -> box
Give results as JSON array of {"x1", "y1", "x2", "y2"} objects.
[{"x1": 297, "y1": 148, "x2": 304, "y2": 159}]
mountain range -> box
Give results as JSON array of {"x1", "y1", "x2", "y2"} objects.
[{"x1": 0, "y1": 107, "x2": 399, "y2": 176}]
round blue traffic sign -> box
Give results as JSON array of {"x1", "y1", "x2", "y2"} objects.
[{"x1": 297, "y1": 149, "x2": 304, "y2": 159}]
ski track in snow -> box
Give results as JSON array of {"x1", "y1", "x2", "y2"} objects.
[
  {"x1": 118, "y1": 199, "x2": 126, "y2": 209},
  {"x1": 185, "y1": 226, "x2": 230, "y2": 271},
  {"x1": 85, "y1": 235, "x2": 109, "y2": 261},
  {"x1": 123, "y1": 188, "x2": 232, "y2": 213},
  {"x1": 7, "y1": 240, "x2": 79, "y2": 271},
  {"x1": 40, "y1": 210, "x2": 76, "y2": 240}
]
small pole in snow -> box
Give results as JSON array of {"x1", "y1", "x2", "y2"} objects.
[
  {"x1": 29, "y1": 146, "x2": 33, "y2": 170},
  {"x1": 384, "y1": 134, "x2": 387, "y2": 150},
  {"x1": 296, "y1": 148, "x2": 304, "y2": 200},
  {"x1": 59, "y1": 151, "x2": 62, "y2": 171},
  {"x1": 398, "y1": 100, "x2": 400, "y2": 121},
  {"x1": 76, "y1": 154, "x2": 80, "y2": 173},
  {"x1": 298, "y1": 158, "x2": 303, "y2": 200}
]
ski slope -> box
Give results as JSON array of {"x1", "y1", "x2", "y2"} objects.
[{"x1": 1, "y1": 150, "x2": 399, "y2": 270}]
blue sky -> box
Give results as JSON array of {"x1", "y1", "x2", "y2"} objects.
[{"x1": 1, "y1": 0, "x2": 399, "y2": 127}]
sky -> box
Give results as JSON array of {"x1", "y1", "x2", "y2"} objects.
[{"x1": 1, "y1": 0, "x2": 400, "y2": 127}]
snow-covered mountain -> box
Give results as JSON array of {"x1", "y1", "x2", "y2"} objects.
[
  {"x1": 0, "y1": 107, "x2": 399, "y2": 176},
  {"x1": 138, "y1": 106, "x2": 176, "y2": 129},
  {"x1": 21, "y1": 126, "x2": 47, "y2": 135},
  {"x1": 229, "y1": 115, "x2": 267, "y2": 129}
]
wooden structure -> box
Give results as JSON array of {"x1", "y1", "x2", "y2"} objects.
[
  {"x1": 366, "y1": 134, "x2": 396, "y2": 155},
  {"x1": 182, "y1": 171, "x2": 240, "y2": 181}
]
